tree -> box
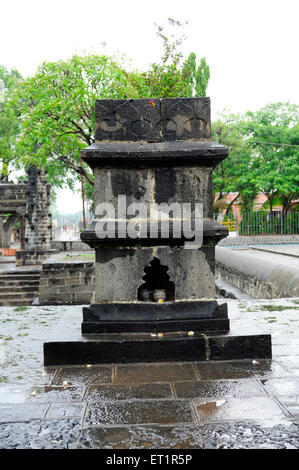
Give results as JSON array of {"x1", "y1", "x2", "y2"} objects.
[
  {"x1": 212, "y1": 103, "x2": 299, "y2": 218},
  {"x1": 0, "y1": 66, "x2": 23, "y2": 248},
  {"x1": 184, "y1": 53, "x2": 210, "y2": 97},
  {"x1": 212, "y1": 112, "x2": 258, "y2": 216},
  {"x1": 0, "y1": 65, "x2": 22, "y2": 180},
  {"x1": 11, "y1": 19, "x2": 211, "y2": 197},
  {"x1": 12, "y1": 55, "x2": 143, "y2": 193},
  {"x1": 244, "y1": 102, "x2": 299, "y2": 214},
  {"x1": 128, "y1": 19, "x2": 210, "y2": 99}
]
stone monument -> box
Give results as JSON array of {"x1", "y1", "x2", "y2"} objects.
[
  {"x1": 16, "y1": 165, "x2": 56, "y2": 266},
  {"x1": 44, "y1": 97, "x2": 271, "y2": 365}
]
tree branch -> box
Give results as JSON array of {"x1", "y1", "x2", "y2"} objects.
[{"x1": 57, "y1": 155, "x2": 94, "y2": 186}]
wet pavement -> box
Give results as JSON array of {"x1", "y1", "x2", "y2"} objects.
[{"x1": 1, "y1": 299, "x2": 299, "y2": 448}]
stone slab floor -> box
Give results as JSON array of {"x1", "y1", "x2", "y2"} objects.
[{"x1": 1, "y1": 299, "x2": 299, "y2": 449}]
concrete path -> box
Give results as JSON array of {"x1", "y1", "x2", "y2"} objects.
[{"x1": 0, "y1": 299, "x2": 299, "y2": 449}]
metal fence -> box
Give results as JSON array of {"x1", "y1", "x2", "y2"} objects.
[{"x1": 218, "y1": 210, "x2": 299, "y2": 236}]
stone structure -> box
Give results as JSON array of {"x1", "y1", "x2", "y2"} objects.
[
  {"x1": 0, "y1": 166, "x2": 55, "y2": 265},
  {"x1": 15, "y1": 166, "x2": 56, "y2": 266},
  {"x1": 0, "y1": 182, "x2": 26, "y2": 249},
  {"x1": 0, "y1": 182, "x2": 27, "y2": 215},
  {"x1": 80, "y1": 98, "x2": 230, "y2": 333},
  {"x1": 38, "y1": 252, "x2": 95, "y2": 305},
  {"x1": 44, "y1": 97, "x2": 272, "y2": 365}
]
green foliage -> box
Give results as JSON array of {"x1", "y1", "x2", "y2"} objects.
[
  {"x1": 128, "y1": 19, "x2": 210, "y2": 99},
  {"x1": 6, "y1": 18, "x2": 210, "y2": 198},
  {"x1": 12, "y1": 54, "x2": 141, "y2": 191},
  {"x1": 184, "y1": 53, "x2": 210, "y2": 97},
  {"x1": 0, "y1": 65, "x2": 22, "y2": 180},
  {"x1": 243, "y1": 102, "x2": 299, "y2": 213},
  {"x1": 155, "y1": 18, "x2": 186, "y2": 66},
  {"x1": 212, "y1": 112, "x2": 258, "y2": 213},
  {"x1": 213, "y1": 103, "x2": 299, "y2": 215},
  {"x1": 129, "y1": 61, "x2": 192, "y2": 99}
]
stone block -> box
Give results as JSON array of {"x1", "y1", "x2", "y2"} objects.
[
  {"x1": 85, "y1": 399, "x2": 194, "y2": 426},
  {"x1": 208, "y1": 334, "x2": 272, "y2": 360},
  {"x1": 94, "y1": 98, "x2": 211, "y2": 143},
  {"x1": 86, "y1": 383, "x2": 172, "y2": 401},
  {"x1": 161, "y1": 97, "x2": 211, "y2": 140},
  {"x1": 95, "y1": 99, "x2": 161, "y2": 142}
]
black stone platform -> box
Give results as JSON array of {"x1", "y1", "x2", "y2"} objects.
[
  {"x1": 82, "y1": 300, "x2": 229, "y2": 334},
  {"x1": 43, "y1": 331, "x2": 272, "y2": 366}
]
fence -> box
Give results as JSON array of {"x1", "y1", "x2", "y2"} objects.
[
  {"x1": 52, "y1": 213, "x2": 93, "y2": 241},
  {"x1": 218, "y1": 210, "x2": 299, "y2": 236}
]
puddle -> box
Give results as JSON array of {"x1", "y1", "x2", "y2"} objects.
[
  {"x1": 196, "y1": 400, "x2": 226, "y2": 417},
  {"x1": 194, "y1": 396, "x2": 289, "y2": 426}
]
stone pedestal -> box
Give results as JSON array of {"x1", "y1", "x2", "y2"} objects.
[{"x1": 43, "y1": 97, "x2": 271, "y2": 365}]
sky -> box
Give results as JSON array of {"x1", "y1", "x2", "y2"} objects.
[{"x1": 1, "y1": 0, "x2": 299, "y2": 213}]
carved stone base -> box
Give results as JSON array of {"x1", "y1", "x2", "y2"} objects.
[{"x1": 81, "y1": 301, "x2": 229, "y2": 334}]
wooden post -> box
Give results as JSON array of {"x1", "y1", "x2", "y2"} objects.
[{"x1": 20, "y1": 216, "x2": 24, "y2": 249}]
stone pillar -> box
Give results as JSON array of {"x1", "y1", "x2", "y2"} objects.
[
  {"x1": 24, "y1": 166, "x2": 51, "y2": 250},
  {"x1": 16, "y1": 166, "x2": 57, "y2": 266}
]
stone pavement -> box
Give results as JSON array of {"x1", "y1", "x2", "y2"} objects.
[{"x1": 0, "y1": 299, "x2": 299, "y2": 449}]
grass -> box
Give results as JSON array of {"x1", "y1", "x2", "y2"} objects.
[
  {"x1": 13, "y1": 306, "x2": 28, "y2": 312},
  {"x1": 62, "y1": 253, "x2": 95, "y2": 261},
  {"x1": 243, "y1": 304, "x2": 299, "y2": 312},
  {"x1": 260, "y1": 305, "x2": 299, "y2": 312}
]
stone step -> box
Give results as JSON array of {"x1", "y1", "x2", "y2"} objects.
[
  {"x1": 0, "y1": 275, "x2": 40, "y2": 283},
  {"x1": 0, "y1": 285, "x2": 38, "y2": 294},
  {"x1": 0, "y1": 269, "x2": 41, "y2": 275},
  {"x1": 0, "y1": 271, "x2": 40, "y2": 277},
  {"x1": 0, "y1": 270, "x2": 40, "y2": 306},
  {"x1": 0, "y1": 295, "x2": 37, "y2": 306},
  {"x1": 0, "y1": 297, "x2": 36, "y2": 306},
  {"x1": 0, "y1": 291, "x2": 36, "y2": 300},
  {"x1": 0, "y1": 279, "x2": 40, "y2": 287}
]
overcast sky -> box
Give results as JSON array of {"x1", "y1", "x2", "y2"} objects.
[{"x1": 2, "y1": 0, "x2": 298, "y2": 212}]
